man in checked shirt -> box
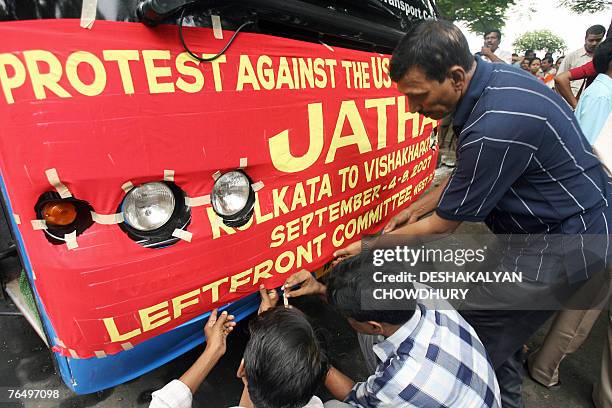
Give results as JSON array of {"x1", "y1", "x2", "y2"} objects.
[{"x1": 285, "y1": 255, "x2": 502, "y2": 408}]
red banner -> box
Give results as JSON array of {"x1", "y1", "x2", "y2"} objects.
[{"x1": 0, "y1": 20, "x2": 437, "y2": 358}]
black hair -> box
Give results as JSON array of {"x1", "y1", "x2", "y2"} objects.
[
  {"x1": 524, "y1": 49, "x2": 535, "y2": 57},
  {"x1": 484, "y1": 29, "x2": 502, "y2": 41},
  {"x1": 586, "y1": 24, "x2": 606, "y2": 37},
  {"x1": 389, "y1": 20, "x2": 473, "y2": 83},
  {"x1": 542, "y1": 56, "x2": 554, "y2": 64},
  {"x1": 593, "y1": 38, "x2": 612, "y2": 74},
  {"x1": 530, "y1": 57, "x2": 541, "y2": 64},
  {"x1": 244, "y1": 308, "x2": 328, "y2": 408},
  {"x1": 326, "y1": 252, "x2": 416, "y2": 325},
  {"x1": 512, "y1": 53, "x2": 518, "y2": 57}
]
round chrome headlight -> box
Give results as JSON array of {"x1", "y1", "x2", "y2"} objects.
[
  {"x1": 123, "y1": 182, "x2": 175, "y2": 231},
  {"x1": 211, "y1": 171, "x2": 251, "y2": 216},
  {"x1": 211, "y1": 171, "x2": 255, "y2": 227}
]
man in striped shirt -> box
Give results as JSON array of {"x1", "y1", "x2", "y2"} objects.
[{"x1": 334, "y1": 20, "x2": 611, "y2": 408}]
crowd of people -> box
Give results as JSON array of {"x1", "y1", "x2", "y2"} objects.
[
  {"x1": 481, "y1": 25, "x2": 606, "y2": 92},
  {"x1": 149, "y1": 19, "x2": 611, "y2": 408}
]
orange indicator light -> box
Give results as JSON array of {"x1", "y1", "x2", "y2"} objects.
[{"x1": 42, "y1": 201, "x2": 77, "y2": 226}]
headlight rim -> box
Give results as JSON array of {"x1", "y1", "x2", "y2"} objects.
[
  {"x1": 118, "y1": 180, "x2": 191, "y2": 248},
  {"x1": 121, "y1": 181, "x2": 176, "y2": 232},
  {"x1": 211, "y1": 169, "x2": 255, "y2": 228}
]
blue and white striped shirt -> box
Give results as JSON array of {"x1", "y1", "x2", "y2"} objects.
[
  {"x1": 437, "y1": 58, "x2": 611, "y2": 237},
  {"x1": 346, "y1": 296, "x2": 501, "y2": 408}
]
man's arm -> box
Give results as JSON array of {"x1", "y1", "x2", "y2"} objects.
[
  {"x1": 555, "y1": 71, "x2": 578, "y2": 108},
  {"x1": 150, "y1": 310, "x2": 235, "y2": 408},
  {"x1": 555, "y1": 61, "x2": 596, "y2": 109},
  {"x1": 334, "y1": 211, "x2": 460, "y2": 259},
  {"x1": 334, "y1": 137, "x2": 536, "y2": 260},
  {"x1": 325, "y1": 366, "x2": 356, "y2": 401},
  {"x1": 179, "y1": 310, "x2": 235, "y2": 393},
  {"x1": 179, "y1": 348, "x2": 224, "y2": 395}
]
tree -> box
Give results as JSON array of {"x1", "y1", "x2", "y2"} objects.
[
  {"x1": 512, "y1": 30, "x2": 567, "y2": 54},
  {"x1": 435, "y1": 0, "x2": 516, "y2": 34},
  {"x1": 560, "y1": 0, "x2": 609, "y2": 14}
]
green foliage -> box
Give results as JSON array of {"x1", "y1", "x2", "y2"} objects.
[
  {"x1": 560, "y1": 0, "x2": 609, "y2": 14},
  {"x1": 512, "y1": 30, "x2": 568, "y2": 54},
  {"x1": 435, "y1": 0, "x2": 516, "y2": 34}
]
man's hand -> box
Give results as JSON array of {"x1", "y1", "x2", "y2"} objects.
[
  {"x1": 332, "y1": 240, "x2": 362, "y2": 264},
  {"x1": 384, "y1": 205, "x2": 420, "y2": 233},
  {"x1": 385, "y1": 175, "x2": 450, "y2": 233},
  {"x1": 204, "y1": 309, "x2": 235, "y2": 358},
  {"x1": 481, "y1": 46, "x2": 493, "y2": 57},
  {"x1": 284, "y1": 270, "x2": 326, "y2": 298},
  {"x1": 258, "y1": 284, "x2": 279, "y2": 315}
]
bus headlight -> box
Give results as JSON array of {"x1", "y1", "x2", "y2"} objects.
[
  {"x1": 211, "y1": 171, "x2": 255, "y2": 227},
  {"x1": 122, "y1": 182, "x2": 175, "y2": 231}
]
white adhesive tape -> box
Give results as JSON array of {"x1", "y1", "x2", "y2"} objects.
[
  {"x1": 65, "y1": 231, "x2": 78, "y2": 250},
  {"x1": 164, "y1": 169, "x2": 175, "y2": 182},
  {"x1": 69, "y1": 349, "x2": 79, "y2": 359},
  {"x1": 81, "y1": 0, "x2": 98, "y2": 30},
  {"x1": 45, "y1": 168, "x2": 72, "y2": 198},
  {"x1": 121, "y1": 342, "x2": 134, "y2": 351},
  {"x1": 121, "y1": 181, "x2": 134, "y2": 193},
  {"x1": 320, "y1": 41, "x2": 334, "y2": 52},
  {"x1": 172, "y1": 228, "x2": 193, "y2": 242},
  {"x1": 185, "y1": 195, "x2": 210, "y2": 207},
  {"x1": 212, "y1": 171, "x2": 221, "y2": 180},
  {"x1": 211, "y1": 15, "x2": 223, "y2": 39},
  {"x1": 239, "y1": 157, "x2": 248, "y2": 168},
  {"x1": 31, "y1": 220, "x2": 47, "y2": 230},
  {"x1": 91, "y1": 211, "x2": 124, "y2": 225},
  {"x1": 55, "y1": 338, "x2": 65, "y2": 348},
  {"x1": 252, "y1": 181, "x2": 265, "y2": 192},
  {"x1": 13, "y1": 214, "x2": 21, "y2": 225},
  {"x1": 94, "y1": 350, "x2": 107, "y2": 359},
  {"x1": 80, "y1": 0, "x2": 97, "y2": 29}
]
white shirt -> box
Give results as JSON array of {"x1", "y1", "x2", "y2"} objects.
[
  {"x1": 594, "y1": 112, "x2": 612, "y2": 177},
  {"x1": 149, "y1": 379, "x2": 326, "y2": 408},
  {"x1": 480, "y1": 48, "x2": 513, "y2": 64},
  {"x1": 558, "y1": 46, "x2": 593, "y2": 96}
]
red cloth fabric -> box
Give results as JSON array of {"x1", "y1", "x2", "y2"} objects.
[
  {"x1": 569, "y1": 61, "x2": 596, "y2": 88},
  {"x1": 0, "y1": 19, "x2": 438, "y2": 358}
]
